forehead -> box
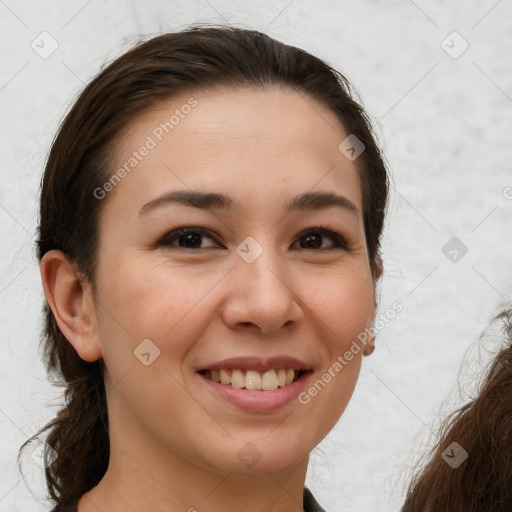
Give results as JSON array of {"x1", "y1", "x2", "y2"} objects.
[{"x1": 102, "y1": 85, "x2": 363, "y2": 220}]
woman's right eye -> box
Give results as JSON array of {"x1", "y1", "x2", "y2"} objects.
[{"x1": 156, "y1": 227, "x2": 222, "y2": 250}]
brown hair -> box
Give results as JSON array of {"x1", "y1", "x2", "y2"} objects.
[
  {"x1": 20, "y1": 25, "x2": 389, "y2": 507},
  {"x1": 402, "y1": 305, "x2": 512, "y2": 511}
]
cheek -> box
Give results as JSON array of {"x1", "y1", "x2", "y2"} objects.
[
  {"x1": 304, "y1": 265, "x2": 375, "y2": 347},
  {"x1": 296, "y1": 267, "x2": 374, "y2": 435},
  {"x1": 93, "y1": 260, "x2": 213, "y2": 421},
  {"x1": 94, "y1": 258, "x2": 219, "y2": 364}
]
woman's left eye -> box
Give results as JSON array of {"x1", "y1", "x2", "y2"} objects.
[
  {"x1": 293, "y1": 227, "x2": 350, "y2": 251},
  {"x1": 156, "y1": 226, "x2": 349, "y2": 251}
]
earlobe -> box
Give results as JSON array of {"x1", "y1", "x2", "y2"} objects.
[
  {"x1": 364, "y1": 300, "x2": 379, "y2": 357},
  {"x1": 363, "y1": 336, "x2": 375, "y2": 356},
  {"x1": 40, "y1": 250, "x2": 102, "y2": 362}
]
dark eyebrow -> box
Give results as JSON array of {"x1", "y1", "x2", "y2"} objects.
[
  {"x1": 139, "y1": 190, "x2": 235, "y2": 215},
  {"x1": 287, "y1": 191, "x2": 361, "y2": 218},
  {"x1": 139, "y1": 190, "x2": 360, "y2": 218}
]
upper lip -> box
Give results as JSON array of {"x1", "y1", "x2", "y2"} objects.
[{"x1": 197, "y1": 356, "x2": 313, "y2": 373}]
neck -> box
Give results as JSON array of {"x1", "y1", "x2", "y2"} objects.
[{"x1": 79, "y1": 419, "x2": 309, "y2": 512}]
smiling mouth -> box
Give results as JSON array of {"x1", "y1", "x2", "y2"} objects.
[{"x1": 198, "y1": 368, "x2": 305, "y2": 391}]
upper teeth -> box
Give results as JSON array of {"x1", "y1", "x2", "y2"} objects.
[{"x1": 203, "y1": 368, "x2": 298, "y2": 390}]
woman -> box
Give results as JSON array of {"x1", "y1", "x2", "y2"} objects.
[
  {"x1": 402, "y1": 306, "x2": 512, "y2": 511},
  {"x1": 20, "y1": 25, "x2": 388, "y2": 511}
]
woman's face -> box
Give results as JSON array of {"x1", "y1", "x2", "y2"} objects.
[{"x1": 89, "y1": 86, "x2": 377, "y2": 476}]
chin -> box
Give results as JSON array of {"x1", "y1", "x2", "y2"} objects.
[{"x1": 205, "y1": 435, "x2": 311, "y2": 476}]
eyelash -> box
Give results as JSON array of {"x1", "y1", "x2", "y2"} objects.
[{"x1": 155, "y1": 226, "x2": 351, "y2": 252}]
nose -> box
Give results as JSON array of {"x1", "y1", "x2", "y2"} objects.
[{"x1": 221, "y1": 247, "x2": 304, "y2": 334}]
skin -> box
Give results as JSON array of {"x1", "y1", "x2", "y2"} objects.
[{"x1": 41, "y1": 85, "x2": 381, "y2": 512}]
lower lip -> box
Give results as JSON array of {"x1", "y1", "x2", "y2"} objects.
[{"x1": 198, "y1": 371, "x2": 312, "y2": 412}]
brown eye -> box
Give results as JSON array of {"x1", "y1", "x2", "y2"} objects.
[
  {"x1": 294, "y1": 228, "x2": 350, "y2": 251},
  {"x1": 157, "y1": 227, "x2": 221, "y2": 250}
]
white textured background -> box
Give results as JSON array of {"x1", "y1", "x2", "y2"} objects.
[{"x1": 1, "y1": 1, "x2": 511, "y2": 511}]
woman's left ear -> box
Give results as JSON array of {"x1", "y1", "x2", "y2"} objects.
[
  {"x1": 363, "y1": 336, "x2": 375, "y2": 356},
  {"x1": 363, "y1": 255, "x2": 383, "y2": 357}
]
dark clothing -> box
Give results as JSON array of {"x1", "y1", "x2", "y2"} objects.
[
  {"x1": 50, "y1": 487, "x2": 326, "y2": 511},
  {"x1": 303, "y1": 487, "x2": 327, "y2": 511}
]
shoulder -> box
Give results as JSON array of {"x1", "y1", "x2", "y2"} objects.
[{"x1": 303, "y1": 487, "x2": 327, "y2": 512}]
